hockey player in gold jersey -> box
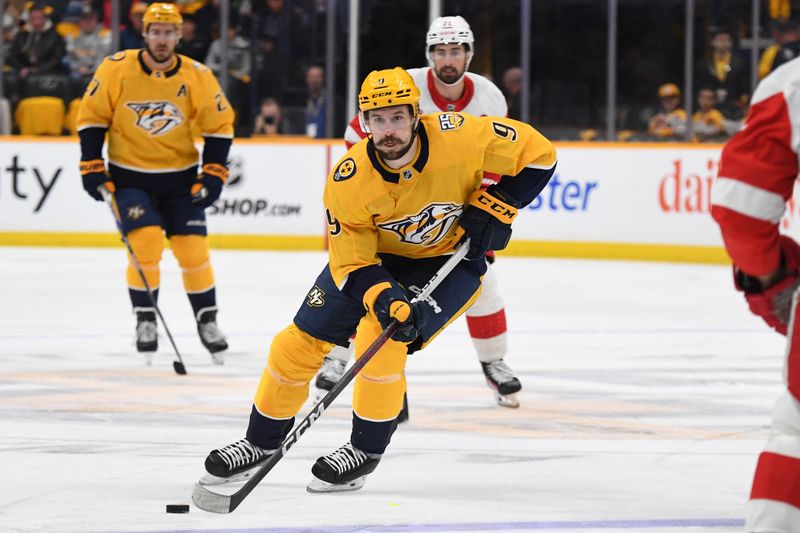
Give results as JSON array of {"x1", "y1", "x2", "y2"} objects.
[
  {"x1": 200, "y1": 67, "x2": 556, "y2": 491},
  {"x1": 77, "y1": 3, "x2": 235, "y2": 363}
]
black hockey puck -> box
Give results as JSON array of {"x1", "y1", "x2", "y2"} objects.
[{"x1": 166, "y1": 504, "x2": 190, "y2": 514}]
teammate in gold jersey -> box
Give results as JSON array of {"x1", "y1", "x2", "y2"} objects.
[
  {"x1": 77, "y1": 3, "x2": 235, "y2": 364},
  {"x1": 199, "y1": 67, "x2": 556, "y2": 492}
]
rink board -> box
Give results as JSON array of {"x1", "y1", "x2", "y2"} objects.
[{"x1": 3, "y1": 136, "x2": 800, "y2": 263}]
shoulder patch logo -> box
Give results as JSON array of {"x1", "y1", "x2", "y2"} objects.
[
  {"x1": 306, "y1": 286, "x2": 326, "y2": 307},
  {"x1": 126, "y1": 101, "x2": 184, "y2": 135},
  {"x1": 109, "y1": 50, "x2": 126, "y2": 61},
  {"x1": 333, "y1": 158, "x2": 357, "y2": 182},
  {"x1": 438, "y1": 113, "x2": 465, "y2": 131},
  {"x1": 378, "y1": 203, "x2": 463, "y2": 245}
]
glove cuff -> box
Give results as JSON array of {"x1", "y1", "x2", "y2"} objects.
[
  {"x1": 468, "y1": 188, "x2": 518, "y2": 224},
  {"x1": 363, "y1": 281, "x2": 392, "y2": 314},
  {"x1": 202, "y1": 163, "x2": 229, "y2": 182},
  {"x1": 80, "y1": 159, "x2": 105, "y2": 176}
]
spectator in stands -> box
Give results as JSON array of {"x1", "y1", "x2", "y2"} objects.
[
  {"x1": 176, "y1": 14, "x2": 208, "y2": 62},
  {"x1": 6, "y1": 3, "x2": 66, "y2": 104},
  {"x1": 66, "y1": 6, "x2": 109, "y2": 95},
  {"x1": 303, "y1": 63, "x2": 325, "y2": 138},
  {"x1": 252, "y1": 97, "x2": 283, "y2": 135},
  {"x1": 120, "y1": 2, "x2": 145, "y2": 50},
  {"x1": 501, "y1": 66, "x2": 522, "y2": 121},
  {"x1": 691, "y1": 86, "x2": 725, "y2": 142},
  {"x1": 697, "y1": 26, "x2": 749, "y2": 119},
  {"x1": 247, "y1": 0, "x2": 310, "y2": 101},
  {"x1": 206, "y1": 24, "x2": 251, "y2": 135},
  {"x1": 647, "y1": 83, "x2": 686, "y2": 140},
  {"x1": 8, "y1": 3, "x2": 66, "y2": 78},
  {"x1": 768, "y1": 18, "x2": 800, "y2": 73}
]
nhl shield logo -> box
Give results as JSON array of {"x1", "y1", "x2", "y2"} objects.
[
  {"x1": 402, "y1": 169, "x2": 413, "y2": 181},
  {"x1": 127, "y1": 101, "x2": 184, "y2": 136},
  {"x1": 306, "y1": 286, "x2": 326, "y2": 307},
  {"x1": 378, "y1": 203, "x2": 463, "y2": 245}
]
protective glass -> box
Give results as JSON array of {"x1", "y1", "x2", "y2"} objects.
[
  {"x1": 367, "y1": 114, "x2": 415, "y2": 132},
  {"x1": 432, "y1": 48, "x2": 466, "y2": 61},
  {"x1": 145, "y1": 27, "x2": 180, "y2": 41}
]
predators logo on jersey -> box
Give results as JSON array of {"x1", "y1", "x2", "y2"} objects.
[
  {"x1": 76, "y1": 50, "x2": 234, "y2": 172},
  {"x1": 127, "y1": 101, "x2": 184, "y2": 135},
  {"x1": 438, "y1": 112, "x2": 465, "y2": 131},
  {"x1": 378, "y1": 203, "x2": 463, "y2": 245}
]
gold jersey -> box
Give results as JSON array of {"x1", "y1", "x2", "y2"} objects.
[
  {"x1": 324, "y1": 112, "x2": 556, "y2": 288},
  {"x1": 76, "y1": 49, "x2": 234, "y2": 173}
]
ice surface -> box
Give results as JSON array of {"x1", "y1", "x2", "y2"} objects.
[{"x1": 0, "y1": 247, "x2": 784, "y2": 532}]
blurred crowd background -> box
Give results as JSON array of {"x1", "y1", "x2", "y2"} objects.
[{"x1": 0, "y1": 0, "x2": 797, "y2": 142}]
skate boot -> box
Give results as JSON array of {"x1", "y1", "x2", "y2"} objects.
[
  {"x1": 200, "y1": 438, "x2": 274, "y2": 486},
  {"x1": 481, "y1": 360, "x2": 522, "y2": 408},
  {"x1": 197, "y1": 308, "x2": 228, "y2": 364},
  {"x1": 314, "y1": 355, "x2": 346, "y2": 397},
  {"x1": 135, "y1": 310, "x2": 158, "y2": 362},
  {"x1": 307, "y1": 442, "x2": 381, "y2": 493}
]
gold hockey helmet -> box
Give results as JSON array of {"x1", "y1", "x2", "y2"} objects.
[
  {"x1": 358, "y1": 67, "x2": 421, "y2": 117},
  {"x1": 143, "y1": 3, "x2": 183, "y2": 30}
]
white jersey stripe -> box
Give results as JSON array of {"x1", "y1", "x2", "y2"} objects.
[{"x1": 711, "y1": 176, "x2": 786, "y2": 223}]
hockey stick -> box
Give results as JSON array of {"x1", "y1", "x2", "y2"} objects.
[
  {"x1": 100, "y1": 187, "x2": 188, "y2": 376},
  {"x1": 192, "y1": 239, "x2": 471, "y2": 513}
]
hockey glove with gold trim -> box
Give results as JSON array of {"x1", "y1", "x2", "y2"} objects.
[
  {"x1": 80, "y1": 159, "x2": 115, "y2": 201},
  {"x1": 459, "y1": 184, "x2": 519, "y2": 261},
  {"x1": 364, "y1": 281, "x2": 430, "y2": 343},
  {"x1": 191, "y1": 163, "x2": 229, "y2": 208}
]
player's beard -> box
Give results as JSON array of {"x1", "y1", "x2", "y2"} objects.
[
  {"x1": 375, "y1": 131, "x2": 415, "y2": 161},
  {"x1": 435, "y1": 64, "x2": 465, "y2": 85},
  {"x1": 146, "y1": 43, "x2": 175, "y2": 65}
]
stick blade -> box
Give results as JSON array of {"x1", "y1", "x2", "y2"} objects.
[
  {"x1": 173, "y1": 361, "x2": 187, "y2": 375},
  {"x1": 192, "y1": 482, "x2": 234, "y2": 513}
]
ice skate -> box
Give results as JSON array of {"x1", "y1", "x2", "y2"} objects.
[
  {"x1": 481, "y1": 360, "x2": 522, "y2": 408},
  {"x1": 314, "y1": 355, "x2": 346, "y2": 399},
  {"x1": 306, "y1": 442, "x2": 381, "y2": 493},
  {"x1": 200, "y1": 438, "x2": 274, "y2": 486},
  {"x1": 197, "y1": 308, "x2": 227, "y2": 364},
  {"x1": 135, "y1": 311, "x2": 158, "y2": 357}
]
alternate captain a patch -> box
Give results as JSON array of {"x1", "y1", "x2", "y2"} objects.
[
  {"x1": 333, "y1": 158, "x2": 357, "y2": 182},
  {"x1": 438, "y1": 112, "x2": 465, "y2": 131}
]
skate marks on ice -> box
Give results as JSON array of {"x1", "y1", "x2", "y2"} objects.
[{"x1": 0, "y1": 249, "x2": 782, "y2": 531}]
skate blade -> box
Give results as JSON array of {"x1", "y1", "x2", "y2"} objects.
[
  {"x1": 143, "y1": 352, "x2": 154, "y2": 366},
  {"x1": 210, "y1": 352, "x2": 225, "y2": 366},
  {"x1": 494, "y1": 392, "x2": 520, "y2": 408},
  {"x1": 306, "y1": 475, "x2": 367, "y2": 493},
  {"x1": 198, "y1": 466, "x2": 260, "y2": 486}
]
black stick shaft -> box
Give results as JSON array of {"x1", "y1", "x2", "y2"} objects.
[
  {"x1": 193, "y1": 240, "x2": 470, "y2": 513},
  {"x1": 101, "y1": 188, "x2": 188, "y2": 375}
]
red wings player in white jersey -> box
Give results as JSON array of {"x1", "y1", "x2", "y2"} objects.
[
  {"x1": 318, "y1": 16, "x2": 522, "y2": 412},
  {"x1": 711, "y1": 58, "x2": 800, "y2": 531}
]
